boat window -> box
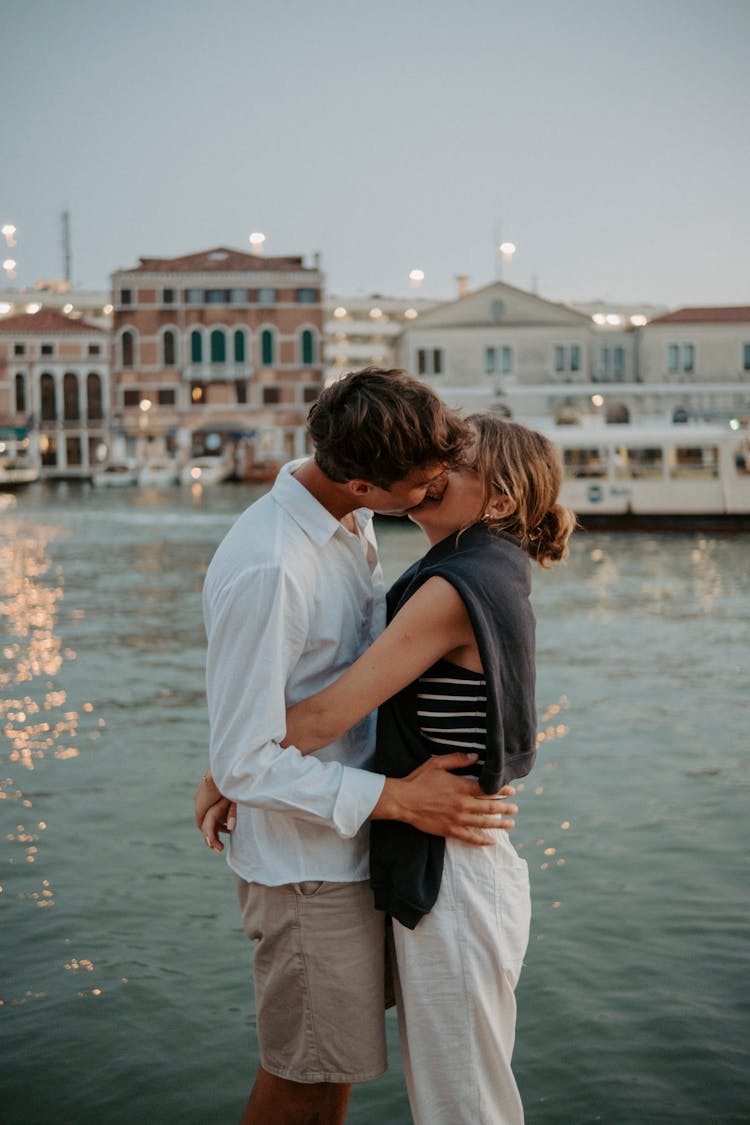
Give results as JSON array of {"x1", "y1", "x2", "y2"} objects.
[
  {"x1": 614, "y1": 447, "x2": 662, "y2": 480},
  {"x1": 562, "y1": 447, "x2": 608, "y2": 479},
  {"x1": 670, "y1": 445, "x2": 719, "y2": 479}
]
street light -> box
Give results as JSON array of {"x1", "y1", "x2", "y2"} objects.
[
  {"x1": 497, "y1": 241, "x2": 517, "y2": 280},
  {"x1": 249, "y1": 232, "x2": 266, "y2": 254},
  {"x1": 409, "y1": 268, "x2": 425, "y2": 289}
]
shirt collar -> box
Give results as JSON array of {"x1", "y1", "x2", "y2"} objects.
[{"x1": 271, "y1": 459, "x2": 373, "y2": 545}]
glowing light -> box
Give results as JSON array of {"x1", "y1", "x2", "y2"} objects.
[
  {"x1": 25, "y1": 303, "x2": 41, "y2": 314},
  {"x1": 592, "y1": 313, "x2": 607, "y2": 325},
  {"x1": 630, "y1": 314, "x2": 648, "y2": 326},
  {"x1": 191, "y1": 386, "x2": 203, "y2": 402},
  {"x1": 605, "y1": 314, "x2": 622, "y2": 326},
  {"x1": 2, "y1": 223, "x2": 17, "y2": 245},
  {"x1": 729, "y1": 418, "x2": 741, "y2": 431},
  {"x1": 333, "y1": 306, "x2": 347, "y2": 318},
  {"x1": 63, "y1": 303, "x2": 74, "y2": 314},
  {"x1": 592, "y1": 394, "x2": 604, "y2": 407},
  {"x1": 369, "y1": 307, "x2": 383, "y2": 319},
  {"x1": 409, "y1": 268, "x2": 425, "y2": 288},
  {"x1": 190, "y1": 466, "x2": 202, "y2": 480},
  {"x1": 0, "y1": 302, "x2": 11, "y2": 314},
  {"x1": 404, "y1": 308, "x2": 418, "y2": 319},
  {"x1": 499, "y1": 241, "x2": 517, "y2": 259},
  {"x1": 3, "y1": 258, "x2": 16, "y2": 271},
  {"x1": 103, "y1": 304, "x2": 113, "y2": 315},
  {"x1": 139, "y1": 398, "x2": 152, "y2": 412},
  {"x1": 249, "y1": 232, "x2": 266, "y2": 250}
]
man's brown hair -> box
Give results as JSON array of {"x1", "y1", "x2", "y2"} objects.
[{"x1": 308, "y1": 367, "x2": 468, "y2": 488}]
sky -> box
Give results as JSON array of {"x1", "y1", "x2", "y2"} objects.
[{"x1": 3, "y1": 0, "x2": 749, "y2": 308}]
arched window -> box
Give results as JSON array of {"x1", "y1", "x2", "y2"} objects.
[
  {"x1": 300, "y1": 329, "x2": 316, "y2": 366},
  {"x1": 191, "y1": 329, "x2": 203, "y2": 364},
  {"x1": 121, "y1": 329, "x2": 135, "y2": 368},
  {"x1": 40, "y1": 373, "x2": 57, "y2": 421},
  {"x1": 260, "y1": 328, "x2": 275, "y2": 367},
  {"x1": 14, "y1": 373, "x2": 26, "y2": 414},
  {"x1": 87, "y1": 373, "x2": 103, "y2": 420},
  {"x1": 210, "y1": 329, "x2": 226, "y2": 363},
  {"x1": 63, "y1": 373, "x2": 80, "y2": 421},
  {"x1": 234, "y1": 329, "x2": 246, "y2": 363},
  {"x1": 163, "y1": 329, "x2": 177, "y2": 367}
]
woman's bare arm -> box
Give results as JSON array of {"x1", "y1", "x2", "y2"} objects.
[{"x1": 284, "y1": 576, "x2": 475, "y2": 753}]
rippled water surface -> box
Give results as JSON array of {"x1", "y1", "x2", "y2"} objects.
[{"x1": 1, "y1": 482, "x2": 748, "y2": 1124}]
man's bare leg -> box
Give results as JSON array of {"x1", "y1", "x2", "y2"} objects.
[{"x1": 240, "y1": 1066, "x2": 352, "y2": 1125}]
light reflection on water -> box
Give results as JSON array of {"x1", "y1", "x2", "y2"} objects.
[{"x1": 1, "y1": 483, "x2": 749, "y2": 1124}]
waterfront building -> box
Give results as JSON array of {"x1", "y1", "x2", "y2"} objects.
[
  {"x1": 0, "y1": 308, "x2": 110, "y2": 477},
  {"x1": 393, "y1": 279, "x2": 636, "y2": 423},
  {"x1": 638, "y1": 306, "x2": 750, "y2": 423},
  {"x1": 325, "y1": 293, "x2": 438, "y2": 383},
  {"x1": 110, "y1": 247, "x2": 324, "y2": 468},
  {"x1": 0, "y1": 284, "x2": 112, "y2": 330},
  {"x1": 394, "y1": 281, "x2": 750, "y2": 426}
]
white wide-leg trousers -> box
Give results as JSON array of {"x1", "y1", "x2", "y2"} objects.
[{"x1": 392, "y1": 830, "x2": 531, "y2": 1125}]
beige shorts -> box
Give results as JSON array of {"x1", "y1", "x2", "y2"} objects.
[{"x1": 236, "y1": 877, "x2": 388, "y2": 1084}]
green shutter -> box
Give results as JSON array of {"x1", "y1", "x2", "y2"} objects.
[
  {"x1": 210, "y1": 330, "x2": 226, "y2": 363},
  {"x1": 191, "y1": 330, "x2": 202, "y2": 363},
  {"x1": 234, "y1": 330, "x2": 245, "y2": 363}
]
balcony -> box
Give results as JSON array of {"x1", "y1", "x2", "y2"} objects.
[{"x1": 184, "y1": 364, "x2": 253, "y2": 382}]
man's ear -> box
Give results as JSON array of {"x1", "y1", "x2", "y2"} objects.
[
  {"x1": 486, "y1": 493, "x2": 516, "y2": 519},
  {"x1": 347, "y1": 478, "x2": 373, "y2": 499}
]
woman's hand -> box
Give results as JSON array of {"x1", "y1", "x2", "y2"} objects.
[
  {"x1": 201, "y1": 797, "x2": 237, "y2": 854},
  {"x1": 194, "y1": 769, "x2": 237, "y2": 853},
  {"x1": 193, "y1": 770, "x2": 222, "y2": 827}
]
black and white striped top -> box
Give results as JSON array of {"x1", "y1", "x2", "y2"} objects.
[{"x1": 415, "y1": 658, "x2": 487, "y2": 764}]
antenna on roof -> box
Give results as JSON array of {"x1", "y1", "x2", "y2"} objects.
[{"x1": 61, "y1": 209, "x2": 72, "y2": 284}]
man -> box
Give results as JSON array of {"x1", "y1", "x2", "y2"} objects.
[{"x1": 195, "y1": 368, "x2": 516, "y2": 1125}]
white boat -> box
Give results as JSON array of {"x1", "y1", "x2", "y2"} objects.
[
  {"x1": 92, "y1": 461, "x2": 138, "y2": 487},
  {"x1": 0, "y1": 429, "x2": 40, "y2": 487},
  {"x1": 544, "y1": 421, "x2": 750, "y2": 528},
  {"x1": 179, "y1": 456, "x2": 233, "y2": 486},
  {"x1": 138, "y1": 460, "x2": 179, "y2": 487},
  {"x1": 0, "y1": 463, "x2": 39, "y2": 487}
]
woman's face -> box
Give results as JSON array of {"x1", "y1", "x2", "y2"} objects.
[{"x1": 407, "y1": 460, "x2": 488, "y2": 544}]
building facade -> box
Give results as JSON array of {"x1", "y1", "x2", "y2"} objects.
[
  {"x1": 110, "y1": 247, "x2": 324, "y2": 466},
  {"x1": 0, "y1": 308, "x2": 109, "y2": 477},
  {"x1": 395, "y1": 281, "x2": 750, "y2": 426},
  {"x1": 324, "y1": 294, "x2": 438, "y2": 383},
  {"x1": 638, "y1": 307, "x2": 750, "y2": 422}
]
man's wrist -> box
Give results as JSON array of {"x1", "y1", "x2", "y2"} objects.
[{"x1": 370, "y1": 777, "x2": 409, "y2": 823}]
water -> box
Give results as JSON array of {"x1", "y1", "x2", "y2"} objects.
[{"x1": 1, "y1": 482, "x2": 748, "y2": 1125}]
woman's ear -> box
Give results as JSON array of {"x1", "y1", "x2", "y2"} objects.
[{"x1": 486, "y1": 493, "x2": 516, "y2": 519}]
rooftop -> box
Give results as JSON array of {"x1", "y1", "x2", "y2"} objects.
[
  {"x1": 0, "y1": 308, "x2": 104, "y2": 334},
  {"x1": 649, "y1": 306, "x2": 750, "y2": 325},
  {"x1": 118, "y1": 246, "x2": 315, "y2": 274}
]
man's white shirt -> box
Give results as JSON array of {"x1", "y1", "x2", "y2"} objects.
[{"x1": 204, "y1": 460, "x2": 387, "y2": 886}]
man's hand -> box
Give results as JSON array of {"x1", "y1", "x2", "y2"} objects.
[{"x1": 371, "y1": 753, "x2": 518, "y2": 844}]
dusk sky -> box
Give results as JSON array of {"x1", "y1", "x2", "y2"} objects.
[{"x1": 3, "y1": 0, "x2": 749, "y2": 307}]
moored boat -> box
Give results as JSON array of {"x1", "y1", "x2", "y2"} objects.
[
  {"x1": 179, "y1": 456, "x2": 233, "y2": 486},
  {"x1": 92, "y1": 461, "x2": 138, "y2": 487},
  {"x1": 138, "y1": 460, "x2": 179, "y2": 487},
  {"x1": 543, "y1": 422, "x2": 750, "y2": 529},
  {"x1": 0, "y1": 427, "x2": 40, "y2": 488}
]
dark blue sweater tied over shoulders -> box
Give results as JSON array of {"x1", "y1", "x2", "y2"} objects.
[{"x1": 370, "y1": 521, "x2": 537, "y2": 929}]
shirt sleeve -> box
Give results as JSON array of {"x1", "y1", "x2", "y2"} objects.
[{"x1": 204, "y1": 561, "x2": 385, "y2": 838}]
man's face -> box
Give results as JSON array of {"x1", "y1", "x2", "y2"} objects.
[{"x1": 364, "y1": 463, "x2": 449, "y2": 517}]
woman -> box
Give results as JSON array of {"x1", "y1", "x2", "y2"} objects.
[{"x1": 200, "y1": 415, "x2": 575, "y2": 1124}]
